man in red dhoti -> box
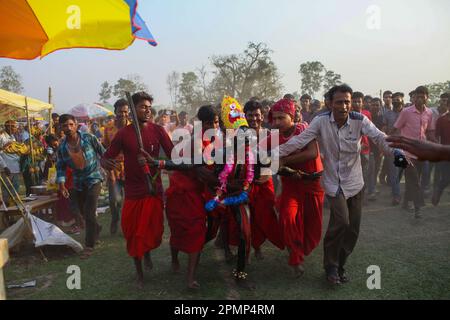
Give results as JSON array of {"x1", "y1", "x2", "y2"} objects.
[
  {"x1": 269, "y1": 98, "x2": 325, "y2": 277},
  {"x1": 243, "y1": 100, "x2": 283, "y2": 259},
  {"x1": 101, "y1": 92, "x2": 174, "y2": 288},
  {"x1": 164, "y1": 105, "x2": 220, "y2": 289}
]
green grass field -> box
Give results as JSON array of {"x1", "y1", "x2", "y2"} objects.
[{"x1": 3, "y1": 182, "x2": 450, "y2": 300}]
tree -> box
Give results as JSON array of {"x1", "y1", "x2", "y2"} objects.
[
  {"x1": 210, "y1": 42, "x2": 283, "y2": 103},
  {"x1": 298, "y1": 61, "x2": 325, "y2": 96},
  {"x1": 113, "y1": 74, "x2": 148, "y2": 98},
  {"x1": 98, "y1": 81, "x2": 112, "y2": 103},
  {"x1": 0, "y1": 66, "x2": 24, "y2": 93},
  {"x1": 166, "y1": 71, "x2": 180, "y2": 108},
  {"x1": 298, "y1": 61, "x2": 343, "y2": 97},
  {"x1": 178, "y1": 72, "x2": 203, "y2": 114},
  {"x1": 196, "y1": 65, "x2": 213, "y2": 102},
  {"x1": 425, "y1": 81, "x2": 450, "y2": 106},
  {"x1": 323, "y1": 70, "x2": 342, "y2": 92}
]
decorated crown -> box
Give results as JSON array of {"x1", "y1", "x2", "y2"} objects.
[{"x1": 221, "y1": 96, "x2": 248, "y2": 130}]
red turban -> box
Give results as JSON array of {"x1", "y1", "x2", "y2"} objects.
[{"x1": 268, "y1": 98, "x2": 296, "y2": 123}]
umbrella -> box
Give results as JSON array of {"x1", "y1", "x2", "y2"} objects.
[
  {"x1": 68, "y1": 103, "x2": 113, "y2": 121},
  {"x1": 0, "y1": 0, "x2": 157, "y2": 60}
]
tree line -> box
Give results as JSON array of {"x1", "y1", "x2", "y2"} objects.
[{"x1": 0, "y1": 49, "x2": 448, "y2": 112}]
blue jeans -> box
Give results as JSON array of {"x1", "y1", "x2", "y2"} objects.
[
  {"x1": 1, "y1": 173, "x2": 21, "y2": 205},
  {"x1": 108, "y1": 179, "x2": 124, "y2": 225},
  {"x1": 387, "y1": 155, "x2": 401, "y2": 198},
  {"x1": 368, "y1": 151, "x2": 382, "y2": 195},
  {"x1": 361, "y1": 154, "x2": 369, "y2": 193},
  {"x1": 421, "y1": 161, "x2": 431, "y2": 191},
  {"x1": 436, "y1": 162, "x2": 450, "y2": 194}
]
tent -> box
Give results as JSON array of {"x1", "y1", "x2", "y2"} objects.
[
  {"x1": 0, "y1": 174, "x2": 83, "y2": 255},
  {"x1": 0, "y1": 88, "x2": 53, "y2": 123},
  {"x1": 0, "y1": 211, "x2": 83, "y2": 253}
]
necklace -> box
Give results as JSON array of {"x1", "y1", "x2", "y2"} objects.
[{"x1": 67, "y1": 136, "x2": 81, "y2": 152}]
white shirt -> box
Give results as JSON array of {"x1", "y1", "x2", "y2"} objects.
[
  {"x1": 0, "y1": 132, "x2": 21, "y2": 174},
  {"x1": 278, "y1": 111, "x2": 395, "y2": 199}
]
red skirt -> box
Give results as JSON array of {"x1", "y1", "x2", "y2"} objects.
[
  {"x1": 249, "y1": 179, "x2": 284, "y2": 250},
  {"x1": 277, "y1": 179, "x2": 324, "y2": 266},
  {"x1": 121, "y1": 196, "x2": 164, "y2": 259},
  {"x1": 166, "y1": 190, "x2": 207, "y2": 253}
]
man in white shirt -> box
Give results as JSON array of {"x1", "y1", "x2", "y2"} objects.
[
  {"x1": 278, "y1": 84, "x2": 407, "y2": 285},
  {"x1": 0, "y1": 120, "x2": 22, "y2": 205}
]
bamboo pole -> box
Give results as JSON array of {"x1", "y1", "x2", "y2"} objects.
[
  {"x1": 48, "y1": 87, "x2": 53, "y2": 134},
  {"x1": 25, "y1": 97, "x2": 35, "y2": 165},
  {"x1": 0, "y1": 238, "x2": 8, "y2": 300}
]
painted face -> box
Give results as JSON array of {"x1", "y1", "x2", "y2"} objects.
[{"x1": 221, "y1": 96, "x2": 248, "y2": 129}]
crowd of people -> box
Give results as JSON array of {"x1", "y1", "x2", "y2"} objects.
[{"x1": 0, "y1": 84, "x2": 448, "y2": 290}]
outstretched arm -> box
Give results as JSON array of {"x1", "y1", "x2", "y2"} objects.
[
  {"x1": 386, "y1": 136, "x2": 450, "y2": 162},
  {"x1": 280, "y1": 140, "x2": 319, "y2": 167},
  {"x1": 278, "y1": 119, "x2": 321, "y2": 158},
  {"x1": 362, "y1": 117, "x2": 393, "y2": 156}
]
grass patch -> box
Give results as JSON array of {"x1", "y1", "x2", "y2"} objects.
[{"x1": 3, "y1": 183, "x2": 450, "y2": 300}]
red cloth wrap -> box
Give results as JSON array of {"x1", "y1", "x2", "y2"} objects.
[
  {"x1": 249, "y1": 178, "x2": 284, "y2": 250},
  {"x1": 268, "y1": 98, "x2": 296, "y2": 123},
  {"x1": 165, "y1": 171, "x2": 207, "y2": 253},
  {"x1": 121, "y1": 196, "x2": 164, "y2": 259}
]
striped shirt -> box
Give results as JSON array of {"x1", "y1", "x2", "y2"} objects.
[
  {"x1": 278, "y1": 111, "x2": 395, "y2": 199},
  {"x1": 56, "y1": 131, "x2": 105, "y2": 191}
]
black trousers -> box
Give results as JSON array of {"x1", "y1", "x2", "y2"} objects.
[
  {"x1": 404, "y1": 160, "x2": 425, "y2": 209},
  {"x1": 75, "y1": 182, "x2": 102, "y2": 248},
  {"x1": 231, "y1": 204, "x2": 249, "y2": 275},
  {"x1": 324, "y1": 190, "x2": 363, "y2": 271}
]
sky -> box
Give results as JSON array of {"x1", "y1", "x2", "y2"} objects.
[{"x1": 1, "y1": 0, "x2": 449, "y2": 113}]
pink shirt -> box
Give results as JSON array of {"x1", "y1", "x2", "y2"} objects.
[
  {"x1": 394, "y1": 105, "x2": 435, "y2": 141},
  {"x1": 176, "y1": 123, "x2": 193, "y2": 134}
]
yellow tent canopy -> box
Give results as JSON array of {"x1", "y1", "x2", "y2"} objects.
[{"x1": 0, "y1": 88, "x2": 53, "y2": 122}]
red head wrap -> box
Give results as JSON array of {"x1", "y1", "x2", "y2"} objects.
[{"x1": 268, "y1": 98, "x2": 296, "y2": 123}]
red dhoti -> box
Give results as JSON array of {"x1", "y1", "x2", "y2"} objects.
[
  {"x1": 121, "y1": 196, "x2": 164, "y2": 259},
  {"x1": 166, "y1": 172, "x2": 207, "y2": 253},
  {"x1": 249, "y1": 178, "x2": 283, "y2": 250},
  {"x1": 278, "y1": 179, "x2": 324, "y2": 266}
]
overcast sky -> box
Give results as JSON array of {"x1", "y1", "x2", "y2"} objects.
[{"x1": 1, "y1": 0, "x2": 449, "y2": 112}]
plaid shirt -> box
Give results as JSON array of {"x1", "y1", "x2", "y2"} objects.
[{"x1": 56, "y1": 131, "x2": 105, "y2": 191}]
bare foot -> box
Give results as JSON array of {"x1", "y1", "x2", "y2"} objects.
[
  {"x1": 171, "y1": 261, "x2": 181, "y2": 273},
  {"x1": 187, "y1": 280, "x2": 200, "y2": 290},
  {"x1": 225, "y1": 250, "x2": 235, "y2": 264},
  {"x1": 144, "y1": 255, "x2": 153, "y2": 270},
  {"x1": 254, "y1": 248, "x2": 264, "y2": 260},
  {"x1": 136, "y1": 278, "x2": 144, "y2": 290},
  {"x1": 235, "y1": 278, "x2": 256, "y2": 290},
  {"x1": 292, "y1": 264, "x2": 305, "y2": 278}
]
